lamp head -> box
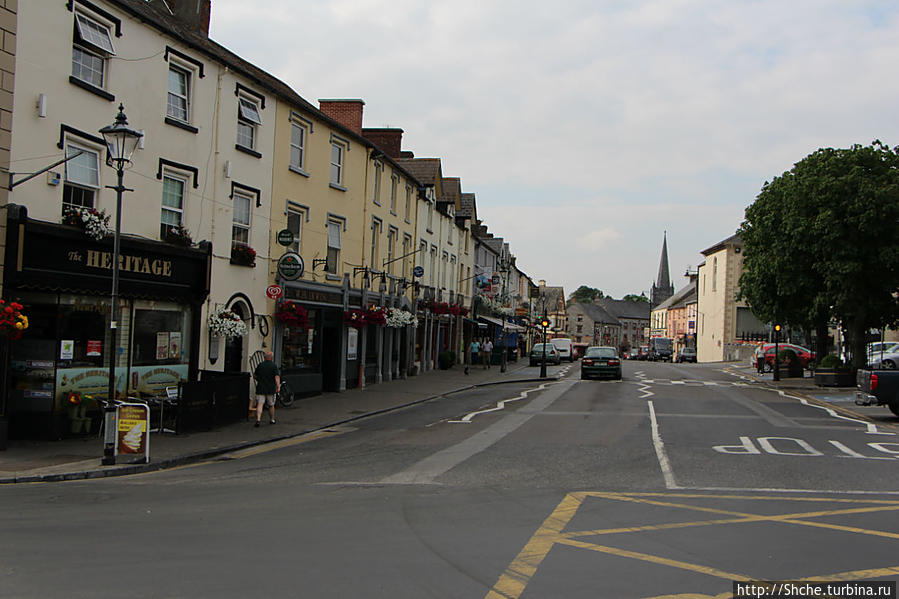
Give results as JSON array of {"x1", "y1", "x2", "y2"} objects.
[{"x1": 100, "y1": 104, "x2": 143, "y2": 167}]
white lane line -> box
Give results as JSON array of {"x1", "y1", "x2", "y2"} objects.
[
  {"x1": 381, "y1": 379, "x2": 577, "y2": 485},
  {"x1": 450, "y1": 382, "x2": 554, "y2": 423},
  {"x1": 648, "y1": 400, "x2": 678, "y2": 489},
  {"x1": 776, "y1": 389, "x2": 894, "y2": 436}
]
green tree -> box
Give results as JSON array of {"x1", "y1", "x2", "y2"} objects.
[
  {"x1": 568, "y1": 286, "x2": 603, "y2": 306},
  {"x1": 739, "y1": 142, "x2": 899, "y2": 368},
  {"x1": 622, "y1": 294, "x2": 649, "y2": 303}
]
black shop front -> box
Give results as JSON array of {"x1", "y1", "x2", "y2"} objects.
[{"x1": 1, "y1": 205, "x2": 211, "y2": 441}]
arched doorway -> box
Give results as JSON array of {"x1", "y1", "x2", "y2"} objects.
[{"x1": 224, "y1": 301, "x2": 248, "y2": 372}]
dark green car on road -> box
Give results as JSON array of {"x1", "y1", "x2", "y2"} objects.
[{"x1": 580, "y1": 346, "x2": 622, "y2": 380}]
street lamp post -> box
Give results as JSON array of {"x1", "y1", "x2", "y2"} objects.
[
  {"x1": 99, "y1": 104, "x2": 143, "y2": 465},
  {"x1": 540, "y1": 311, "x2": 550, "y2": 378},
  {"x1": 773, "y1": 324, "x2": 781, "y2": 382}
]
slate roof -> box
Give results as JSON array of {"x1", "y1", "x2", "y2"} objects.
[
  {"x1": 597, "y1": 298, "x2": 650, "y2": 321},
  {"x1": 701, "y1": 233, "x2": 742, "y2": 256},
  {"x1": 570, "y1": 302, "x2": 620, "y2": 326},
  {"x1": 668, "y1": 283, "x2": 697, "y2": 309},
  {"x1": 397, "y1": 158, "x2": 441, "y2": 186}
]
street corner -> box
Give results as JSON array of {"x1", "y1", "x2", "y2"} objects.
[{"x1": 485, "y1": 491, "x2": 899, "y2": 599}]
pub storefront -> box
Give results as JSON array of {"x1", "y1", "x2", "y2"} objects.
[{"x1": 2, "y1": 206, "x2": 211, "y2": 440}]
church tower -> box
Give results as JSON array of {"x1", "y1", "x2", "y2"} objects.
[{"x1": 650, "y1": 232, "x2": 675, "y2": 309}]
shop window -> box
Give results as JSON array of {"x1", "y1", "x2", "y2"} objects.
[
  {"x1": 131, "y1": 308, "x2": 190, "y2": 366},
  {"x1": 281, "y1": 309, "x2": 319, "y2": 370}
]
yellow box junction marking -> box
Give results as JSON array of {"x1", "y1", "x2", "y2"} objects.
[{"x1": 485, "y1": 492, "x2": 899, "y2": 599}]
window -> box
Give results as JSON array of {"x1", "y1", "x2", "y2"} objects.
[
  {"x1": 712, "y1": 257, "x2": 718, "y2": 292},
  {"x1": 430, "y1": 246, "x2": 437, "y2": 287},
  {"x1": 386, "y1": 228, "x2": 397, "y2": 275},
  {"x1": 63, "y1": 143, "x2": 100, "y2": 212},
  {"x1": 441, "y1": 252, "x2": 448, "y2": 289},
  {"x1": 290, "y1": 121, "x2": 307, "y2": 172},
  {"x1": 370, "y1": 218, "x2": 382, "y2": 269},
  {"x1": 167, "y1": 64, "x2": 190, "y2": 123},
  {"x1": 389, "y1": 172, "x2": 398, "y2": 214},
  {"x1": 160, "y1": 172, "x2": 186, "y2": 238},
  {"x1": 402, "y1": 234, "x2": 412, "y2": 279},
  {"x1": 404, "y1": 184, "x2": 412, "y2": 222},
  {"x1": 237, "y1": 96, "x2": 262, "y2": 151},
  {"x1": 427, "y1": 200, "x2": 434, "y2": 231},
  {"x1": 330, "y1": 142, "x2": 345, "y2": 187},
  {"x1": 232, "y1": 189, "x2": 252, "y2": 247},
  {"x1": 326, "y1": 220, "x2": 342, "y2": 274},
  {"x1": 72, "y1": 13, "x2": 115, "y2": 89},
  {"x1": 370, "y1": 161, "x2": 382, "y2": 204},
  {"x1": 287, "y1": 207, "x2": 304, "y2": 254}
]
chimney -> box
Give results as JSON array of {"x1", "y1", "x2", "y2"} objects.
[
  {"x1": 165, "y1": 0, "x2": 212, "y2": 36},
  {"x1": 361, "y1": 128, "x2": 404, "y2": 159},
  {"x1": 319, "y1": 99, "x2": 365, "y2": 135}
]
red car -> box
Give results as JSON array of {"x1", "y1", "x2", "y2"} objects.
[{"x1": 754, "y1": 343, "x2": 815, "y2": 371}]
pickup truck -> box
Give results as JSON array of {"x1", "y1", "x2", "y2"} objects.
[{"x1": 856, "y1": 369, "x2": 899, "y2": 417}]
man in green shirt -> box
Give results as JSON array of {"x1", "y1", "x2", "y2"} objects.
[{"x1": 253, "y1": 351, "x2": 280, "y2": 427}]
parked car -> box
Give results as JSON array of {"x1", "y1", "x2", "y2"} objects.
[
  {"x1": 867, "y1": 341, "x2": 899, "y2": 356},
  {"x1": 676, "y1": 347, "x2": 697, "y2": 363},
  {"x1": 637, "y1": 345, "x2": 650, "y2": 360},
  {"x1": 648, "y1": 337, "x2": 673, "y2": 361},
  {"x1": 754, "y1": 343, "x2": 816, "y2": 371},
  {"x1": 550, "y1": 338, "x2": 575, "y2": 362},
  {"x1": 628, "y1": 348, "x2": 640, "y2": 360},
  {"x1": 580, "y1": 346, "x2": 622, "y2": 380},
  {"x1": 869, "y1": 350, "x2": 898, "y2": 370},
  {"x1": 530, "y1": 343, "x2": 561, "y2": 366},
  {"x1": 857, "y1": 369, "x2": 899, "y2": 416}
]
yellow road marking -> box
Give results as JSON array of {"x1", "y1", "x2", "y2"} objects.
[
  {"x1": 485, "y1": 491, "x2": 899, "y2": 599},
  {"x1": 484, "y1": 492, "x2": 586, "y2": 599},
  {"x1": 219, "y1": 428, "x2": 351, "y2": 460}
]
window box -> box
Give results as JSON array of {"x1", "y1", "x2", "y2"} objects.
[{"x1": 230, "y1": 244, "x2": 256, "y2": 267}]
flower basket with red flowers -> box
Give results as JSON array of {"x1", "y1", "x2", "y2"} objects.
[
  {"x1": 0, "y1": 299, "x2": 29, "y2": 340},
  {"x1": 447, "y1": 304, "x2": 462, "y2": 316},
  {"x1": 365, "y1": 305, "x2": 387, "y2": 326},
  {"x1": 275, "y1": 301, "x2": 309, "y2": 328},
  {"x1": 164, "y1": 224, "x2": 194, "y2": 247},
  {"x1": 230, "y1": 243, "x2": 257, "y2": 266},
  {"x1": 344, "y1": 309, "x2": 368, "y2": 330},
  {"x1": 62, "y1": 206, "x2": 110, "y2": 241}
]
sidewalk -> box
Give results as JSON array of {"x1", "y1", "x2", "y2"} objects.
[
  {"x1": 726, "y1": 362, "x2": 860, "y2": 404},
  {"x1": 0, "y1": 360, "x2": 544, "y2": 484}
]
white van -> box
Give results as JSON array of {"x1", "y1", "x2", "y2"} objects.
[{"x1": 550, "y1": 338, "x2": 575, "y2": 362}]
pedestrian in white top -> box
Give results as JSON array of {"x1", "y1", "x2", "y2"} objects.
[{"x1": 483, "y1": 338, "x2": 494, "y2": 369}]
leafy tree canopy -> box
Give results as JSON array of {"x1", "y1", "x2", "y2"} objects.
[
  {"x1": 739, "y1": 141, "x2": 899, "y2": 367},
  {"x1": 622, "y1": 294, "x2": 649, "y2": 303},
  {"x1": 568, "y1": 286, "x2": 603, "y2": 305}
]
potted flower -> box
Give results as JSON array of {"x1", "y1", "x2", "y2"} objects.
[
  {"x1": 63, "y1": 206, "x2": 110, "y2": 241},
  {"x1": 230, "y1": 243, "x2": 256, "y2": 266},
  {"x1": 0, "y1": 299, "x2": 28, "y2": 340},
  {"x1": 365, "y1": 305, "x2": 387, "y2": 326},
  {"x1": 275, "y1": 301, "x2": 309, "y2": 329},
  {"x1": 344, "y1": 308, "x2": 367, "y2": 330},
  {"x1": 814, "y1": 354, "x2": 855, "y2": 387},
  {"x1": 164, "y1": 223, "x2": 193, "y2": 247},
  {"x1": 385, "y1": 307, "x2": 418, "y2": 328},
  {"x1": 208, "y1": 306, "x2": 248, "y2": 339}
]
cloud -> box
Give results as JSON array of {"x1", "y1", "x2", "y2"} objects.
[{"x1": 577, "y1": 229, "x2": 624, "y2": 251}]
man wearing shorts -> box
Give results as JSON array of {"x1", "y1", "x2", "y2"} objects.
[{"x1": 253, "y1": 351, "x2": 280, "y2": 427}]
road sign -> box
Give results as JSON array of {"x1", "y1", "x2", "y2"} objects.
[
  {"x1": 277, "y1": 252, "x2": 304, "y2": 280},
  {"x1": 265, "y1": 285, "x2": 283, "y2": 300},
  {"x1": 413, "y1": 266, "x2": 424, "y2": 278},
  {"x1": 277, "y1": 229, "x2": 295, "y2": 247}
]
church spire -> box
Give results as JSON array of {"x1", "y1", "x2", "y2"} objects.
[{"x1": 650, "y1": 231, "x2": 674, "y2": 309}]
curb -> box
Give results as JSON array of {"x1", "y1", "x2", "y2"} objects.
[{"x1": 0, "y1": 375, "x2": 558, "y2": 485}]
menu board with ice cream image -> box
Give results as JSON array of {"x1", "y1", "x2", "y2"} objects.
[{"x1": 116, "y1": 403, "x2": 149, "y2": 463}]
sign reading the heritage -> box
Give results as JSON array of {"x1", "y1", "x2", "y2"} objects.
[
  {"x1": 266, "y1": 285, "x2": 283, "y2": 300},
  {"x1": 277, "y1": 253, "x2": 304, "y2": 280},
  {"x1": 277, "y1": 229, "x2": 295, "y2": 247}
]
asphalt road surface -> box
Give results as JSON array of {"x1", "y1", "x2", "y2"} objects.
[{"x1": 3, "y1": 360, "x2": 898, "y2": 598}]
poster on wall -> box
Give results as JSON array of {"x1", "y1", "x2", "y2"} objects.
[
  {"x1": 169, "y1": 332, "x2": 182, "y2": 360},
  {"x1": 347, "y1": 328, "x2": 358, "y2": 361},
  {"x1": 156, "y1": 332, "x2": 169, "y2": 360},
  {"x1": 86, "y1": 340, "x2": 102, "y2": 357},
  {"x1": 60, "y1": 340, "x2": 74, "y2": 360}
]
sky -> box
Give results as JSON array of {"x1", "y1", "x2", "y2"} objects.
[{"x1": 206, "y1": 0, "x2": 899, "y2": 300}]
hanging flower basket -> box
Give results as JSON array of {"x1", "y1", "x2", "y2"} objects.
[
  {"x1": 208, "y1": 306, "x2": 248, "y2": 338},
  {"x1": 385, "y1": 307, "x2": 418, "y2": 328},
  {"x1": 230, "y1": 244, "x2": 256, "y2": 266},
  {"x1": 164, "y1": 224, "x2": 194, "y2": 247},
  {"x1": 344, "y1": 308, "x2": 368, "y2": 330},
  {"x1": 364, "y1": 305, "x2": 387, "y2": 326},
  {"x1": 0, "y1": 299, "x2": 29, "y2": 340},
  {"x1": 63, "y1": 206, "x2": 110, "y2": 241},
  {"x1": 275, "y1": 301, "x2": 309, "y2": 328}
]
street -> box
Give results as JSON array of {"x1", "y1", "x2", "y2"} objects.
[{"x1": 2, "y1": 360, "x2": 898, "y2": 599}]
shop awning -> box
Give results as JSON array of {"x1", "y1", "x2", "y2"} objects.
[{"x1": 478, "y1": 315, "x2": 525, "y2": 332}]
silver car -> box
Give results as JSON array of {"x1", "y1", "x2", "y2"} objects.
[{"x1": 529, "y1": 343, "x2": 561, "y2": 366}]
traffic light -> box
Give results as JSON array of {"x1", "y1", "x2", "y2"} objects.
[
  {"x1": 774, "y1": 324, "x2": 781, "y2": 332},
  {"x1": 541, "y1": 317, "x2": 550, "y2": 328}
]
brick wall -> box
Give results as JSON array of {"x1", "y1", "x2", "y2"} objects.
[{"x1": 319, "y1": 99, "x2": 364, "y2": 135}]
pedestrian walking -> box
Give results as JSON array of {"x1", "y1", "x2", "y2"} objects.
[
  {"x1": 467, "y1": 338, "x2": 480, "y2": 375},
  {"x1": 252, "y1": 350, "x2": 280, "y2": 427},
  {"x1": 483, "y1": 338, "x2": 493, "y2": 369}
]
